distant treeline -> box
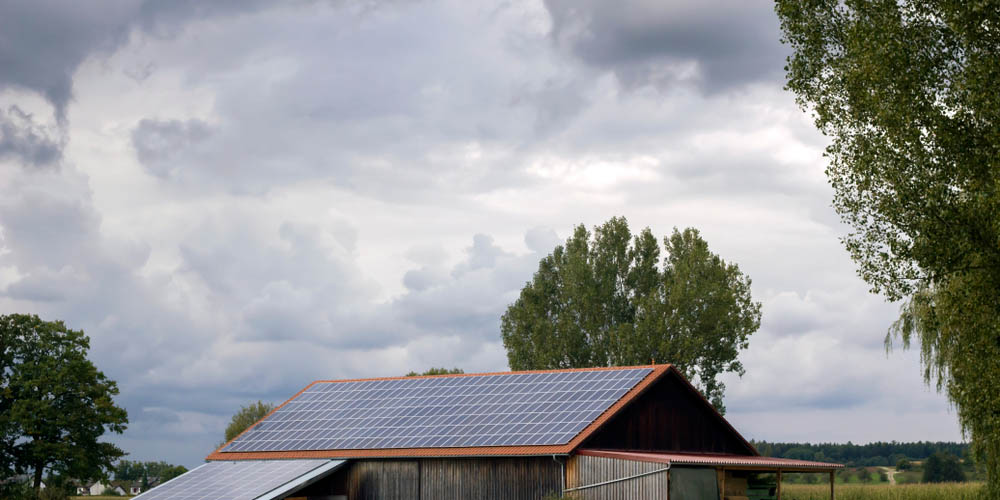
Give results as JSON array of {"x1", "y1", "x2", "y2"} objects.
[{"x1": 751, "y1": 441, "x2": 970, "y2": 467}]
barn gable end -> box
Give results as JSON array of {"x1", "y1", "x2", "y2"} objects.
[{"x1": 581, "y1": 368, "x2": 757, "y2": 455}]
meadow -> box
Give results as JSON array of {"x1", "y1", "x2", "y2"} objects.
[{"x1": 782, "y1": 482, "x2": 985, "y2": 500}]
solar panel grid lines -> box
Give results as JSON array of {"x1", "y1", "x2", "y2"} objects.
[
  {"x1": 222, "y1": 367, "x2": 652, "y2": 453},
  {"x1": 132, "y1": 459, "x2": 336, "y2": 500}
]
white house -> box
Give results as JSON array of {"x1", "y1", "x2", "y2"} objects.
[{"x1": 87, "y1": 481, "x2": 127, "y2": 496}]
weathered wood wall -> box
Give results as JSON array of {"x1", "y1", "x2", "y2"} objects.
[
  {"x1": 341, "y1": 460, "x2": 419, "y2": 500},
  {"x1": 420, "y1": 457, "x2": 562, "y2": 500},
  {"x1": 301, "y1": 457, "x2": 561, "y2": 500},
  {"x1": 583, "y1": 371, "x2": 756, "y2": 454},
  {"x1": 566, "y1": 454, "x2": 669, "y2": 500}
]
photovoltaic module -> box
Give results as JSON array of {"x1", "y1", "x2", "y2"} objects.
[
  {"x1": 133, "y1": 459, "x2": 345, "y2": 500},
  {"x1": 222, "y1": 367, "x2": 652, "y2": 452}
]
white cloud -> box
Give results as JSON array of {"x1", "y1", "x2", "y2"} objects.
[{"x1": 0, "y1": 0, "x2": 960, "y2": 469}]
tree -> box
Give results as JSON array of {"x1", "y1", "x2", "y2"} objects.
[
  {"x1": 857, "y1": 467, "x2": 872, "y2": 483},
  {"x1": 0, "y1": 314, "x2": 128, "y2": 493},
  {"x1": 923, "y1": 452, "x2": 966, "y2": 483},
  {"x1": 115, "y1": 460, "x2": 187, "y2": 483},
  {"x1": 898, "y1": 457, "x2": 912, "y2": 471},
  {"x1": 223, "y1": 401, "x2": 275, "y2": 444},
  {"x1": 406, "y1": 368, "x2": 464, "y2": 376},
  {"x1": 775, "y1": 0, "x2": 1000, "y2": 494},
  {"x1": 501, "y1": 217, "x2": 761, "y2": 412}
]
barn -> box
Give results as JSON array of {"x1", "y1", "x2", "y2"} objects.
[{"x1": 135, "y1": 364, "x2": 841, "y2": 500}]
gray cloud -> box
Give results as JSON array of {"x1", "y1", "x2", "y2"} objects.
[
  {"x1": 0, "y1": 0, "x2": 962, "y2": 470},
  {"x1": 0, "y1": 106, "x2": 63, "y2": 167},
  {"x1": 543, "y1": 0, "x2": 787, "y2": 92},
  {"x1": 0, "y1": 0, "x2": 137, "y2": 118},
  {"x1": 132, "y1": 118, "x2": 213, "y2": 178}
]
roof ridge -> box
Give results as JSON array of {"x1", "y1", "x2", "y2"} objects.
[{"x1": 308, "y1": 363, "x2": 671, "y2": 385}]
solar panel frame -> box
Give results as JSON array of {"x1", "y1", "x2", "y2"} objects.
[
  {"x1": 222, "y1": 367, "x2": 652, "y2": 453},
  {"x1": 132, "y1": 459, "x2": 345, "y2": 500}
]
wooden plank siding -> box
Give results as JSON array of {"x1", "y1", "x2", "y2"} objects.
[
  {"x1": 566, "y1": 454, "x2": 670, "y2": 500},
  {"x1": 419, "y1": 457, "x2": 562, "y2": 499},
  {"x1": 582, "y1": 371, "x2": 755, "y2": 455},
  {"x1": 300, "y1": 457, "x2": 562, "y2": 500},
  {"x1": 342, "y1": 460, "x2": 420, "y2": 500}
]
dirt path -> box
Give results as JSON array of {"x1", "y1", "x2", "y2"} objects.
[{"x1": 878, "y1": 466, "x2": 899, "y2": 485}]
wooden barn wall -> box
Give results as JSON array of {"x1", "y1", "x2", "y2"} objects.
[
  {"x1": 307, "y1": 457, "x2": 561, "y2": 500},
  {"x1": 419, "y1": 457, "x2": 562, "y2": 500},
  {"x1": 582, "y1": 371, "x2": 755, "y2": 454},
  {"x1": 340, "y1": 460, "x2": 420, "y2": 500},
  {"x1": 566, "y1": 454, "x2": 669, "y2": 500}
]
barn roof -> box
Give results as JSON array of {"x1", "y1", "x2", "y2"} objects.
[
  {"x1": 207, "y1": 364, "x2": 754, "y2": 461},
  {"x1": 577, "y1": 449, "x2": 843, "y2": 471}
]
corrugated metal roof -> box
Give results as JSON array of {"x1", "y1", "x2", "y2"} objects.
[{"x1": 578, "y1": 449, "x2": 843, "y2": 470}]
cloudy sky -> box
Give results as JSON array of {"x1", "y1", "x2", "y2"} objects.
[{"x1": 0, "y1": 0, "x2": 961, "y2": 468}]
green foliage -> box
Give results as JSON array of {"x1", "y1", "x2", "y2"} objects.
[
  {"x1": 501, "y1": 217, "x2": 761, "y2": 412},
  {"x1": 775, "y1": 1, "x2": 1000, "y2": 495},
  {"x1": 223, "y1": 401, "x2": 275, "y2": 444},
  {"x1": 898, "y1": 458, "x2": 912, "y2": 471},
  {"x1": 923, "y1": 452, "x2": 967, "y2": 483},
  {"x1": 114, "y1": 460, "x2": 187, "y2": 482},
  {"x1": 858, "y1": 468, "x2": 873, "y2": 483},
  {"x1": 405, "y1": 368, "x2": 464, "y2": 376},
  {"x1": 754, "y1": 440, "x2": 968, "y2": 468},
  {"x1": 0, "y1": 314, "x2": 128, "y2": 493}
]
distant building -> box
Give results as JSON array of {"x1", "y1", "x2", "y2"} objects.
[{"x1": 137, "y1": 364, "x2": 843, "y2": 499}]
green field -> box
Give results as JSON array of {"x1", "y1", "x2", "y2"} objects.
[{"x1": 782, "y1": 482, "x2": 985, "y2": 500}]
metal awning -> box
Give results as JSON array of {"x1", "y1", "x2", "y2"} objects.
[
  {"x1": 578, "y1": 449, "x2": 843, "y2": 471},
  {"x1": 133, "y1": 459, "x2": 347, "y2": 500}
]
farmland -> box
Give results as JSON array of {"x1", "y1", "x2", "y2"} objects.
[{"x1": 782, "y1": 482, "x2": 985, "y2": 500}]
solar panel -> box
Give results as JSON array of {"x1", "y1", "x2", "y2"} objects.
[
  {"x1": 133, "y1": 459, "x2": 344, "y2": 500},
  {"x1": 222, "y1": 367, "x2": 652, "y2": 452}
]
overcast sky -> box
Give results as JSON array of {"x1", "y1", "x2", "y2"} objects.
[{"x1": 0, "y1": 0, "x2": 962, "y2": 468}]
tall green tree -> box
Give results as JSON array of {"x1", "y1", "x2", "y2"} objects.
[
  {"x1": 223, "y1": 401, "x2": 275, "y2": 444},
  {"x1": 776, "y1": 0, "x2": 1000, "y2": 493},
  {"x1": 0, "y1": 314, "x2": 128, "y2": 493},
  {"x1": 501, "y1": 217, "x2": 761, "y2": 412}
]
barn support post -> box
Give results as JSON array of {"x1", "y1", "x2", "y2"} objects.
[
  {"x1": 776, "y1": 469, "x2": 782, "y2": 500},
  {"x1": 719, "y1": 467, "x2": 725, "y2": 500},
  {"x1": 665, "y1": 469, "x2": 669, "y2": 500}
]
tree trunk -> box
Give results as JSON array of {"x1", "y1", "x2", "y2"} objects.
[{"x1": 33, "y1": 463, "x2": 44, "y2": 493}]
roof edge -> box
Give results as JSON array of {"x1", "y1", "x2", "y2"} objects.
[
  {"x1": 308, "y1": 363, "x2": 669, "y2": 385},
  {"x1": 578, "y1": 449, "x2": 844, "y2": 471},
  {"x1": 662, "y1": 367, "x2": 760, "y2": 456},
  {"x1": 562, "y1": 364, "x2": 671, "y2": 453},
  {"x1": 206, "y1": 445, "x2": 574, "y2": 461}
]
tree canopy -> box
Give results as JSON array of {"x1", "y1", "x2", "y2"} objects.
[
  {"x1": 406, "y1": 368, "x2": 464, "y2": 376},
  {"x1": 923, "y1": 451, "x2": 967, "y2": 483},
  {"x1": 501, "y1": 217, "x2": 761, "y2": 412},
  {"x1": 0, "y1": 314, "x2": 128, "y2": 493},
  {"x1": 776, "y1": 0, "x2": 1000, "y2": 493},
  {"x1": 114, "y1": 460, "x2": 187, "y2": 483},
  {"x1": 223, "y1": 400, "x2": 275, "y2": 445}
]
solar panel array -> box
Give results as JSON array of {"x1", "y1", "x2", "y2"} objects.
[
  {"x1": 133, "y1": 459, "x2": 340, "y2": 500},
  {"x1": 223, "y1": 367, "x2": 652, "y2": 452}
]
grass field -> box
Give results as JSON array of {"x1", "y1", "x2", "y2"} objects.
[{"x1": 782, "y1": 482, "x2": 985, "y2": 500}]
